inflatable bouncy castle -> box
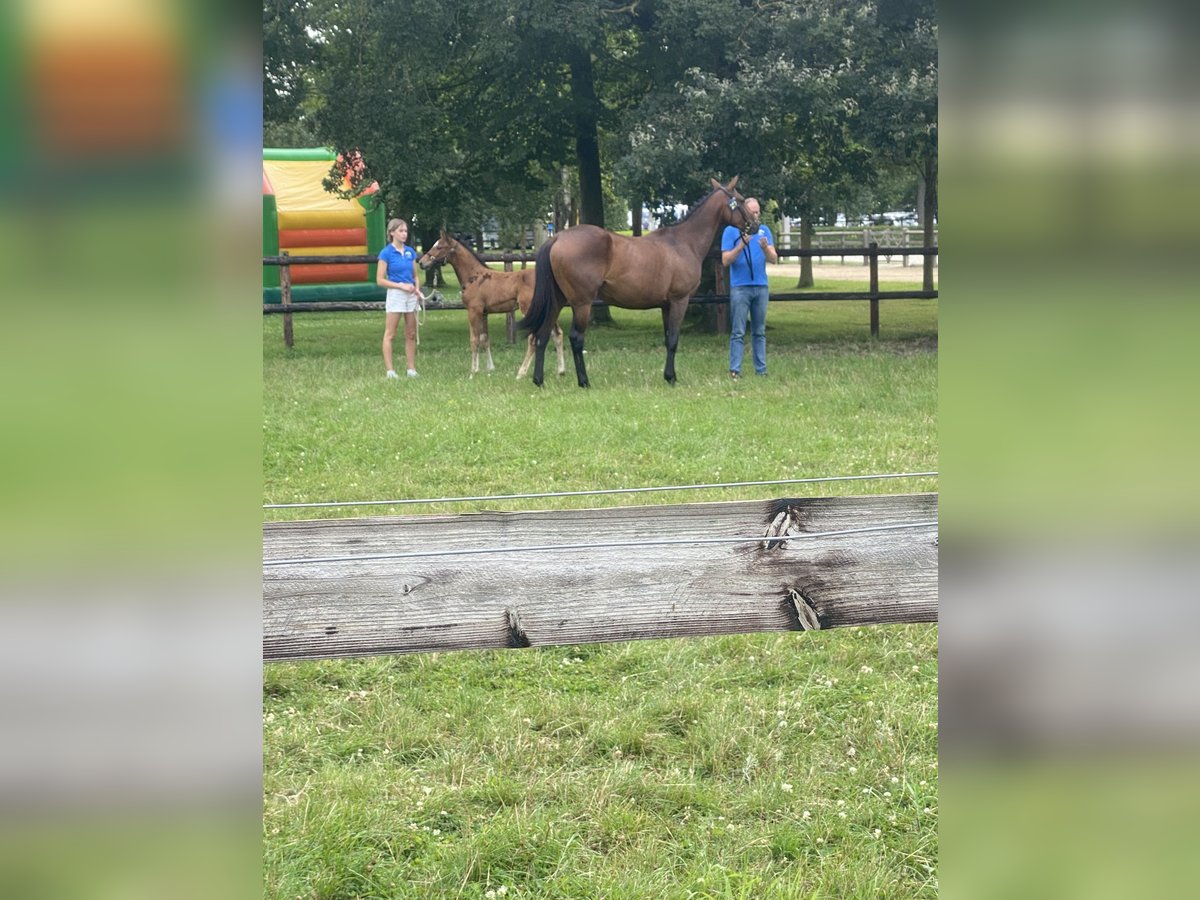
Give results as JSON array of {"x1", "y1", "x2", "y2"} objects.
[{"x1": 262, "y1": 148, "x2": 387, "y2": 303}]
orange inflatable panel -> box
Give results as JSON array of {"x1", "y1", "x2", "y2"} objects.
[
  {"x1": 291, "y1": 263, "x2": 371, "y2": 284},
  {"x1": 279, "y1": 228, "x2": 367, "y2": 249}
]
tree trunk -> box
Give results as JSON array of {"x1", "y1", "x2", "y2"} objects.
[
  {"x1": 568, "y1": 48, "x2": 604, "y2": 229},
  {"x1": 921, "y1": 156, "x2": 937, "y2": 292},
  {"x1": 631, "y1": 195, "x2": 643, "y2": 236},
  {"x1": 796, "y1": 213, "x2": 814, "y2": 288},
  {"x1": 568, "y1": 47, "x2": 612, "y2": 322},
  {"x1": 684, "y1": 233, "x2": 723, "y2": 333}
]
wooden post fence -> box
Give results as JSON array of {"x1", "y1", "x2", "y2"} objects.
[
  {"x1": 263, "y1": 493, "x2": 938, "y2": 662},
  {"x1": 869, "y1": 242, "x2": 880, "y2": 338},
  {"x1": 280, "y1": 249, "x2": 293, "y2": 349}
]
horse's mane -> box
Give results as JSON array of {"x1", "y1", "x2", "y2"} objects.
[
  {"x1": 447, "y1": 235, "x2": 490, "y2": 267},
  {"x1": 662, "y1": 187, "x2": 723, "y2": 228}
]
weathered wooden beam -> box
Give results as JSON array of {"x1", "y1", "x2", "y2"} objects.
[{"x1": 263, "y1": 494, "x2": 937, "y2": 662}]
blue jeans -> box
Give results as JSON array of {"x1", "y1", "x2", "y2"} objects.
[{"x1": 729, "y1": 284, "x2": 768, "y2": 375}]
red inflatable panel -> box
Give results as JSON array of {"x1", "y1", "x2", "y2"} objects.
[
  {"x1": 291, "y1": 263, "x2": 371, "y2": 284},
  {"x1": 278, "y1": 228, "x2": 367, "y2": 249}
]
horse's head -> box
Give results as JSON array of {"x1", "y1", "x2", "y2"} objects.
[
  {"x1": 710, "y1": 176, "x2": 754, "y2": 235},
  {"x1": 418, "y1": 229, "x2": 458, "y2": 270}
]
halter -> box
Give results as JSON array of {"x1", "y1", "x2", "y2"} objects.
[
  {"x1": 717, "y1": 185, "x2": 754, "y2": 234},
  {"x1": 427, "y1": 239, "x2": 458, "y2": 266}
]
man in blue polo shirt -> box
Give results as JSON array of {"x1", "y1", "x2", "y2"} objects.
[{"x1": 720, "y1": 197, "x2": 778, "y2": 378}]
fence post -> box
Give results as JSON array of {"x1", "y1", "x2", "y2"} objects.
[
  {"x1": 869, "y1": 242, "x2": 880, "y2": 338},
  {"x1": 715, "y1": 256, "x2": 728, "y2": 334},
  {"x1": 280, "y1": 250, "x2": 294, "y2": 349}
]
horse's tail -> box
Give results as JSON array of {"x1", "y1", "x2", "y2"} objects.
[{"x1": 517, "y1": 236, "x2": 557, "y2": 336}]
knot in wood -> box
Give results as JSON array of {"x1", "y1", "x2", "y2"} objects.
[{"x1": 761, "y1": 506, "x2": 803, "y2": 552}]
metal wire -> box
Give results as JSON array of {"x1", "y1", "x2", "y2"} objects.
[
  {"x1": 264, "y1": 520, "x2": 938, "y2": 568},
  {"x1": 263, "y1": 472, "x2": 938, "y2": 510}
]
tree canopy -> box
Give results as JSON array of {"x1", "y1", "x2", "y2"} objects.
[{"x1": 263, "y1": 0, "x2": 936, "y2": 241}]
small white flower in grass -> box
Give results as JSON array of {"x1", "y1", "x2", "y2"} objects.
[
  {"x1": 816, "y1": 837, "x2": 825, "y2": 844},
  {"x1": 860, "y1": 665, "x2": 873, "y2": 674},
  {"x1": 837, "y1": 799, "x2": 845, "y2": 807},
  {"x1": 432, "y1": 828, "x2": 441, "y2": 836},
  {"x1": 497, "y1": 889, "x2": 508, "y2": 897},
  {"x1": 873, "y1": 828, "x2": 882, "y2": 838},
  {"x1": 891, "y1": 776, "x2": 899, "y2": 784},
  {"x1": 802, "y1": 810, "x2": 810, "y2": 820},
  {"x1": 838, "y1": 811, "x2": 846, "y2": 819},
  {"x1": 824, "y1": 680, "x2": 833, "y2": 687},
  {"x1": 862, "y1": 788, "x2": 871, "y2": 795},
  {"x1": 920, "y1": 780, "x2": 928, "y2": 786},
  {"x1": 422, "y1": 787, "x2": 433, "y2": 795},
  {"x1": 924, "y1": 807, "x2": 933, "y2": 814},
  {"x1": 912, "y1": 665, "x2": 920, "y2": 672},
  {"x1": 883, "y1": 791, "x2": 892, "y2": 798},
  {"x1": 781, "y1": 782, "x2": 793, "y2": 793},
  {"x1": 848, "y1": 766, "x2": 857, "y2": 774},
  {"x1": 486, "y1": 891, "x2": 496, "y2": 899},
  {"x1": 847, "y1": 747, "x2": 856, "y2": 758}
]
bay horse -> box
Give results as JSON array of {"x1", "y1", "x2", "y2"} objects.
[
  {"x1": 417, "y1": 230, "x2": 565, "y2": 378},
  {"x1": 518, "y1": 177, "x2": 753, "y2": 387}
]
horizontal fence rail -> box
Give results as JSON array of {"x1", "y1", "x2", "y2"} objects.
[
  {"x1": 263, "y1": 245, "x2": 938, "y2": 340},
  {"x1": 262, "y1": 246, "x2": 938, "y2": 267},
  {"x1": 263, "y1": 493, "x2": 938, "y2": 662}
]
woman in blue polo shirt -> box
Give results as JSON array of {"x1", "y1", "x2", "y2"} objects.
[
  {"x1": 377, "y1": 218, "x2": 422, "y2": 378},
  {"x1": 720, "y1": 197, "x2": 778, "y2": 378}
]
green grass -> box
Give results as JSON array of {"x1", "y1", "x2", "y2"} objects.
[{"x1": 264, "y1": 288, "x2": 937, "y2": 897}]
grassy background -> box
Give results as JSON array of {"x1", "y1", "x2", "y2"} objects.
[{"x1": 263, "y1": 276, "x2": 938, "y2": 898}]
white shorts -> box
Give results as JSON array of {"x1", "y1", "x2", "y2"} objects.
[{"x1": 386, "y1": 288, "x2": 420, "y2": 313}]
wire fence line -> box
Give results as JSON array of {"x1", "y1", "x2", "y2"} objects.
[
  {"x1": 264, "y1": 520, "x2": 939, "y2": 568},
  {"x1": 263, "y1": 471, "x2": 938, "y2": 511}
]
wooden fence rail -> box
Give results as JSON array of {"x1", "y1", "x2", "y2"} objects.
[
  {"x1": 264, "y1": 245, "x2": 937, "y2": 345},
  {"x1": 263, "y1": 493, "x2": 938, "y2": 662}
]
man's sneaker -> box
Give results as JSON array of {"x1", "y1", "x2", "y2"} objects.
[
  {"x1": 730, "y1": 370, "x2": 740, "y2": 380},
  {"x1": 406, "y1": 369, "x2": 419, "y2": 378},
  {"x1": 386, "y1": 370, "x2": 399, "y2": 379}
]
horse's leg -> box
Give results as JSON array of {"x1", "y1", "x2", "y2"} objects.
[
  {"x1": 569, "y1": 302, "x2": 592, "y2": 388},
  {"x1": 662, "y1": 299, "x2": 688, "y2": 385},
  {"x1": 553, "y1": 323, "x2": 565, "y2": 376},
  {"x1": 532, "y1": 307, "x2": 553, "y2": 387},
  {"x1": 517, "y1": 334, "x2": 536, "y2": 379},
  {"x1": 467, "y1": 307, "x2": 483, "y2": 377},
  {"x1": 479, "y1": 313, "x2": 495, "y2": 373}
]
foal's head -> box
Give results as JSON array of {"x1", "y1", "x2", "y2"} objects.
[{"x1": 418, "y1": 229, "x2": 460, "y2": 270}]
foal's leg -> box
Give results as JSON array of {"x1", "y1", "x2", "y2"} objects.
[
  {"x1": 662, "y1": 299, "x2": 688, "y2": 385},
  {"x1": 552, "y1": 323, "x2": 566, "y2": 376},
  {"x1": 467, "y1": 307, "x2": 484, "y2": 376},
  {"x1": 517, "y1": 334, "x2": 536, "y2": 379},
  {"x1": 478, "y1": 313, "x2": 495, "y2": 373},
  {"x1": 521, "y1": 325, "x2": 565, "y2": 378}
]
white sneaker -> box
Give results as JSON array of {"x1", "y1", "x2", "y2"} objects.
[
  {"x1": 386, "y1": 370, "x2": 399, "y2": 379},
  {"x1": 406, "y1": 369, "x2": 419, "y2": 378}
]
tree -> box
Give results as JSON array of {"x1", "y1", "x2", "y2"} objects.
[{"x1": 263, "y1": 0, "x2": 320, "y2": 125}]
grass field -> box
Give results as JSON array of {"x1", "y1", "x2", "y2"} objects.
[{"x1": 263, "y1": 273, "x2": 938, "y2": 898}]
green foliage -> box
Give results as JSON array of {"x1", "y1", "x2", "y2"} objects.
[{"x1": 262, "y1": 1, "x2": 938, "y2": 238}]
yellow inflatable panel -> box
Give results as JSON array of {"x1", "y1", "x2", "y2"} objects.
[
  {"x1": 277, "y1": 209, "x2": 365, "y2": 230},
  {"x1": 278, "y1": 244, "x2": 366, "y2": 257}
]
